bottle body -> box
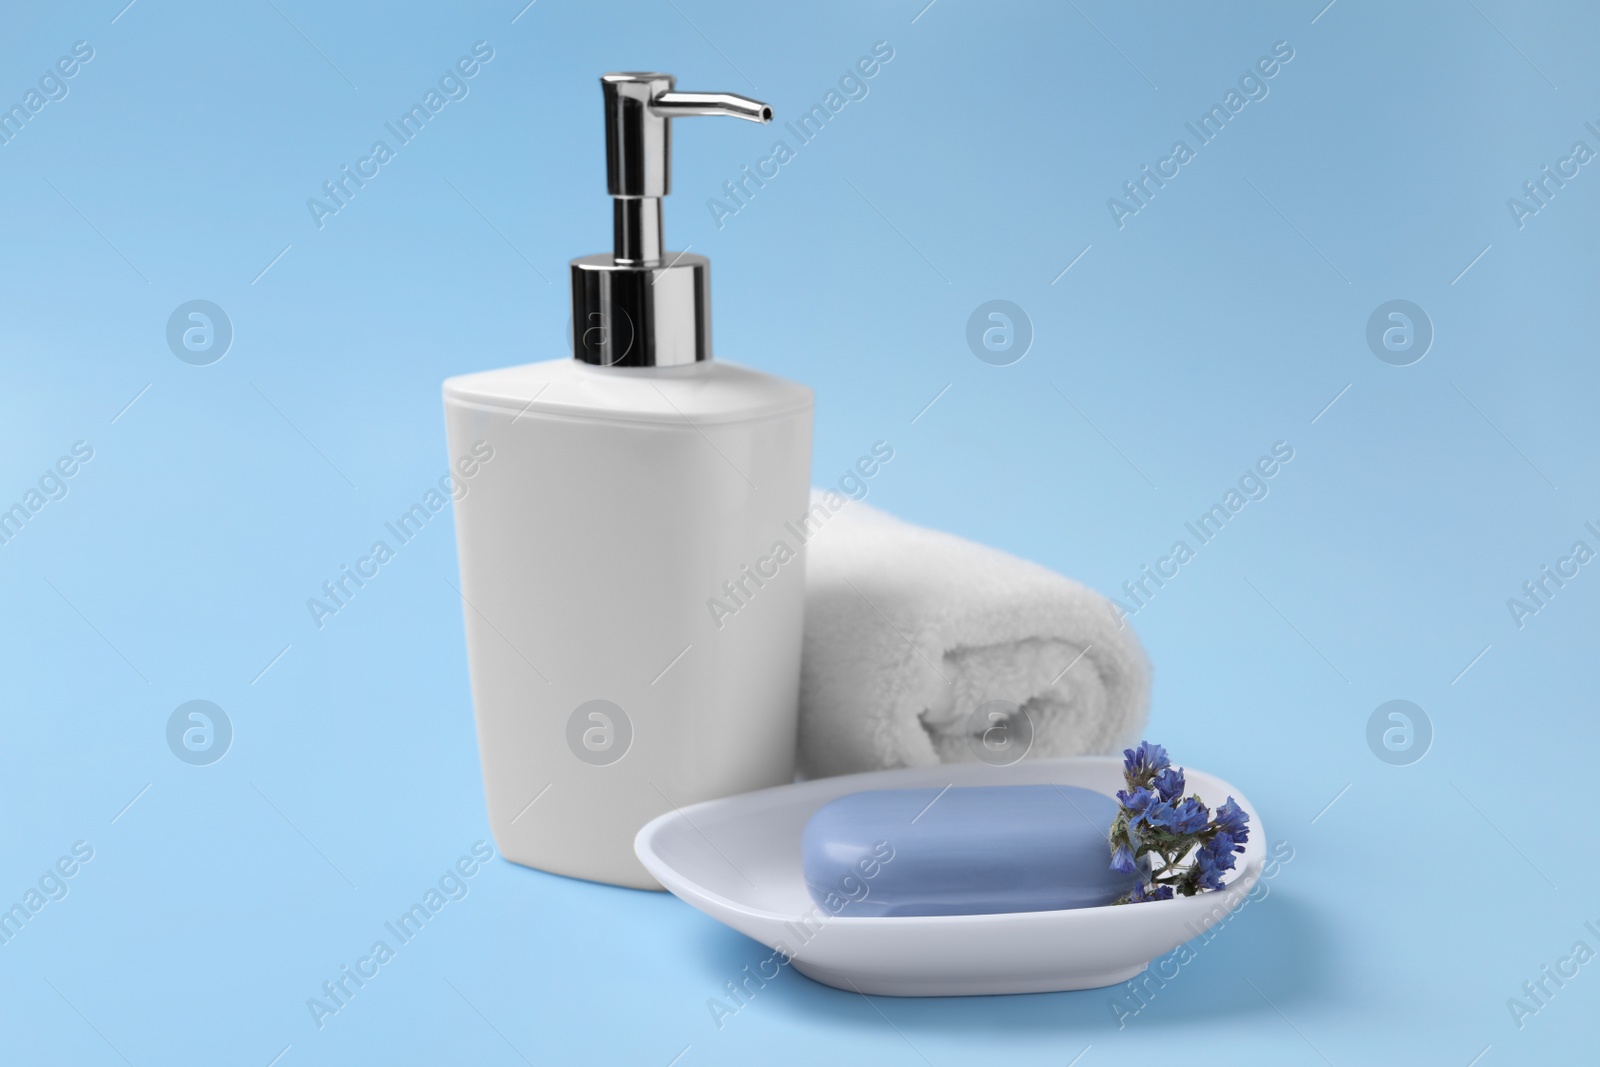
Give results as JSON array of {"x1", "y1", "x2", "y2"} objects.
[{"x1": 443, "y1": 357, "x2": 813, "y2": 888}]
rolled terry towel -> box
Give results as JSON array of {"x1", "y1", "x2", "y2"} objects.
[{"x1": 798, "y1": 494, "x2": 1150, "y2": 779}]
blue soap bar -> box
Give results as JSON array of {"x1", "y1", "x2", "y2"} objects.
[{"x1": 801, "y1": 784, "x2": 1137, "y2": 916}]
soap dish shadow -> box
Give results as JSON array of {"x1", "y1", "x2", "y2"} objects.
[{"x1": 690, "y1": 890, "x2": 1324, "y2": 1037}]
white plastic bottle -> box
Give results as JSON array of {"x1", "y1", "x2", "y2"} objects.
[{"x1": 443, "y1": 74, "x2": 812, "y2": 889}]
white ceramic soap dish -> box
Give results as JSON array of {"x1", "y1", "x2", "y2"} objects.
[{"x1": 635, "y1": 756, "x2": 1264, "y2": 996}]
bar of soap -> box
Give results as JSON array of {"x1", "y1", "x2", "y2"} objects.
[{"x1": 801, "y1": 784, "x2": 1136, "y2": 916}]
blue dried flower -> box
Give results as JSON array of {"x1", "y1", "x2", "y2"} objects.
[
  {"x1": 1116, "y1": 785, "x2": 1155, "y2": 815},
  {"x1": 1130, "y1": 882, "x2": 1174, "y2": 903},
  {"x1": 1123, "y1": 741, "x2": 1170, "y2": 780},
  {"x1": 1108, "y1": 742, "x2": 1250, "y2": 904},
  {"x1": 1136, "y1": 796, "x2": 1206, "y2": 835},
  {"x1": 1213, "y1": 797, "x2": 1250, "y2": 840},
  {"x1": 1152, "y1": 766, "x2": 1186, "y2": 802},
  {"x1": 1189, "y1": 834, "x2": 1240, "y2": 892},
  {"x1": 1190, "y1": 854, "x2": 1227, "y2": 891},
  {"x1": 1168, "y1": 797, "x2": 1211, "y2": 835},
  {"x1": 1132, "y1": 798, "x2": 1170, "y2": 832},
  {"x1": 1210, "y1": 832, "x2": 1241, "y2": 869}
]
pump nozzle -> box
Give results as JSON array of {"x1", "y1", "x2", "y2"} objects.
[
  {"x1": 651, "y1": 91, "x2": 773, "y2": 123},
  {"x1": 600, "y1": 74, "x2": 771, "y2": 264},
  {"x1": 572, "y1": 74, "x2": 773, "y2": 368}
]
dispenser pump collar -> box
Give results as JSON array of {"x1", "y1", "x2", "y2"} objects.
[{"x1": 571, "y1": 74, "x2": 772, "y2": 368}]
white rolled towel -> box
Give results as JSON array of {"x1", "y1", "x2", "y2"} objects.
[{"x1": 798, "y1": 493, "x2": 1150, "y2": 779}]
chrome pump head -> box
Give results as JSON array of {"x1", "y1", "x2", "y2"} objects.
[{"x1": 571, "y1": 73, "x2": 772, "y2": 368}]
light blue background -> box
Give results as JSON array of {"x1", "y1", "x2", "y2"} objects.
[{"x1": 2, "y1": 1, "x2": 1596, "y2": 1063}]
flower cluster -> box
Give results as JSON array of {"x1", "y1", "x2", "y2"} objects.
[{"x1": 1109, "y1": 741, "x2": 1250, "y2": 904}]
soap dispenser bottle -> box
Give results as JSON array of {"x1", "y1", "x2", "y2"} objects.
[{"x1": 443, "y1": 74, "x2": 813, "y2": 889}]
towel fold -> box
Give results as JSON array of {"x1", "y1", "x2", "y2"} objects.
[{"x1": 798, "y1": 494, "x2": 1150, "y2": 779}]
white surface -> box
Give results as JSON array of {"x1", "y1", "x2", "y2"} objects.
[
  {"x1": 798, "y1": 496, "x2": 1151, "y2": 778},
  {"x1": 635, "y1": 757, "x2": 1263, "y2": 996},
  {"x1": 446, "y1": 357, "x2": 813, "y2": 889}
]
